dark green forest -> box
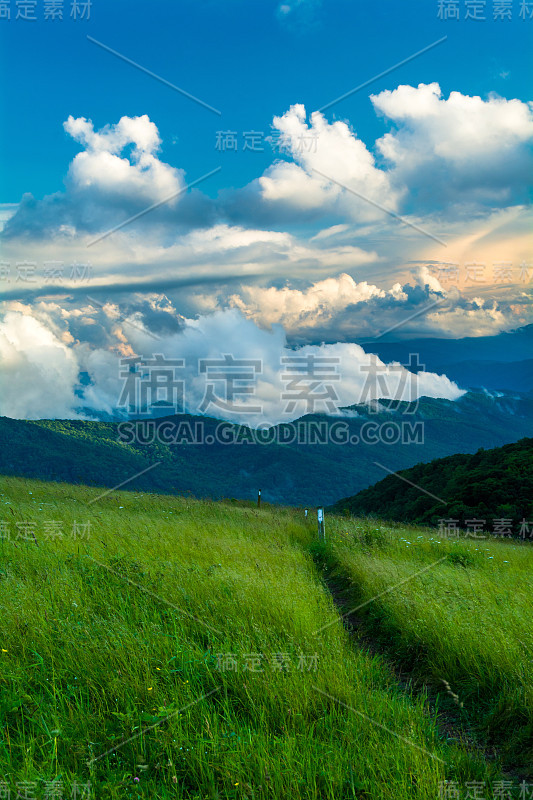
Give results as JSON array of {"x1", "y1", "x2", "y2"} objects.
[{"x1": 332, "y1": 437, "x2": 533, "y2": 534}]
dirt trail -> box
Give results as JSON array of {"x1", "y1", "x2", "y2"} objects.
[{"x1": 321, "y1": 572, "x2": 525, "y2": 781}]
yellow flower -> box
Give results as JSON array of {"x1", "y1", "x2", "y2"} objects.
[{"x1": 148, "y1": 687, "x2": 153, "y2": 691}]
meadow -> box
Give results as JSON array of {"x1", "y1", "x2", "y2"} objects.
[
  {"x1": 0, "y1": 476, "x2": 530, "y2": 799},
  {"x1": 320, "y1": 517, "x2": 533, "y2": 775}
]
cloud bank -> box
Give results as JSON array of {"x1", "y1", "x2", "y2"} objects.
[
  {"x1": 1, "y1": 83, "x2": 531, "y2": 421},
  {"x1": 0, "y1": 301, "x2": 464, "y2": 424}
]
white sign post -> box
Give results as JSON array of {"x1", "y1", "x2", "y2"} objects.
[{"x1": 317, "y1": 507, "x2": 325, "y2": 541}]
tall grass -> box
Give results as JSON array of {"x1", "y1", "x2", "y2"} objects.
[
  {"x1": 322, "y1": 515, "x2": 533, "y2": 774},
  {"x1": 0, "y1": 477, "x2": 505, "y2": 798}
]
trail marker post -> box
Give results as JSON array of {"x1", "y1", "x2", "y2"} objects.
[
  {"x1": 257, "y1": 490, "x2": 261, "y2": 509},
  {"x1": 317, "y1": 507, "x2": 325, "y2": 541}
]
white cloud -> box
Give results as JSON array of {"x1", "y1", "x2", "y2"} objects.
[
  {"x1": 0, "y1": 203, "x2": 19, "y2": 232},
  {"x1": 258, "y1": 104, "x2": 401, "y2": 221},
  {"x1": 3, "y1": 96, "x2": 532, "y2": 299},
  {"x1": 0, "y1": 302, "x2": 465, "y2": 423},
  {"x1": 0, "y1": 310, "x2": 80, "y2": 419},
  {"x1": 372, "y1": 83, "x2": 533, "y2": 204},
  {"x1": 223, "y1": 268, "x2": 521, "y2": 341},
  {"x1": 64, "y1": 114, "x2": 183, "y2": 205},
  {"x1": 3, "y1": 115, "x2": 187, "y2": 242},
  {"x1": 0, "y1": 219, "x2": 379, "y2": 299},
  {"x1": 311, "y1": 224, "x2": 350, "y2": 241},
  {"x1": 1, "y1": 95, "x2": 531, "y2": 372},
  {"x1": 229, "y1": 273, "x2": 386, "y2": 329},
  {"x1": 64, "y1": 114, "x2": 162, "y2": 155}
]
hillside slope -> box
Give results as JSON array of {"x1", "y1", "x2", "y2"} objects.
[
  {"x1": 0, "y1": 475, "x2": 503, "y2": 798},
  {"x1": 331, "y1": 437, "x2": 533, "y2": 530},
  {"x1": 355, "y1": 325, "x2": 533, "y2": 392},
  {"x1": 1, "y1": 391, "x2": 533, "y2": 506}
]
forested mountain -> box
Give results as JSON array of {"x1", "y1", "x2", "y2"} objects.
[
  {"x1": 1, "y1": 391, "x2": 533, "y2": 506},
  {"x1": 332, "y1": 437, "x2": 533, "y2": 532}
]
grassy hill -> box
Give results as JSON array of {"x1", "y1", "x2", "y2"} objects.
[
  {"x1": 331, "y1": 437, "x2": 533, "y2": 530},
  {"x1": 316, "y1": 515, "x2": 533, "y2": 775},
  {"x1": 1, "y1": 475, "x2": 532, "y2": 797},
  {"x1": 2, "y1": 390, "x2": 533, "y2": 506}
]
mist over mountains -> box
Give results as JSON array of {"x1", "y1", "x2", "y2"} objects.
[{"x1": 72, "y1": 324, "x2": 533, "y2": 423}]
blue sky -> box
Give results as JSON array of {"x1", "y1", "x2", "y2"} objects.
[
  {"x1": 1, "y1": 0, "x2": 531, "y2": 201},
  {"x1": 0, "y1": 0, "x2": 532, "y2": 421}
]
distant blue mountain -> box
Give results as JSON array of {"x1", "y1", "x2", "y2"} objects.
[{"x1": 356, "y1": 324, "x2": 533, "y2": 392}]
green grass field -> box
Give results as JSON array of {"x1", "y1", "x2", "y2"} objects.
[
  {"x1": 0, "y1": 476, "x2": 530, "y2": 799},
  {"x1": 319, "y1": 517, "x2": 533, "y2": 776}
]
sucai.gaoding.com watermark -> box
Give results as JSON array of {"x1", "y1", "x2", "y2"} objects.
[
  {"x1": 0, "y1": 260, "x2": 92, "y2": 284},
  {"x1": 427, "y1": 259, "x2": 532, "y2": 287},
  {"x1": 117, "y1": 417, "x2": 425, "y2": 447},
  {"x1": 0, "y1": 780, "x2": 91, "y2": 800},
  {"x1": 437, "y1": 779, "x2": 533, "y2": 799},
  {"x1": 115, "y1": 351, "x2": 426, "y2": 447},
  {"x1": 215, "y1": 652, "x2": 319, "y2": 673},
  {"x1": 0, "y1": 519, "x2": 91, "y2": 542},
  {"x1": 437, "y1": 0, "x2": 533, "y2": 20},
  {"x1": 438, "y1": 517, "x2": 533, "y2": 539},
  {"x1": 214, "y1": 127, "x2": 319, "y2": 154}
]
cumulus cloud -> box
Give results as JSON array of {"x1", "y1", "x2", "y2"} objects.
[
  {"x1": 229, "y1": 273, "x2": 388, "y2": 330},
  {"x1": 223, "y1": 267, "x2": 519, "y2": 341},
  {"x1": 1, "y1": 92, "x2": 531, "y2": 415},
  {"x1": 228, "y1": 88, "x2": 533, "y2": 235},
  {"x1": 5, "y1": 88, "x2": 533, "y2": 249},
  {"x1": 0, "y1": 218, "x2": 379, "y2": 301},
  {"x1": 0, "y1": 203, "x2": 19, "y2": 232},
  {"x1": 3, "y1": 115, "x2": 191, "y2": 240},
  {"x1": 0, "y1": 302, "x2": 464, "y2": 423},
  {"x1": 0, "y1": 309, "x2": 80, "y2": 419},
  {"x1": 372, "y1": 83, "x2": 533, "y2": 206},
  {"x1": 3, "y1": 96, "x2": 532, "y2": 298},
  {"x1": 64, "y1": 114, "x2": 182, "y2": 205},
  {"x1": 257, "y1": 104, "x2": 401, "y2": 222}
]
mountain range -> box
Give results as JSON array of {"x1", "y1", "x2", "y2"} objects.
[
  {"x1": 2, "y1": 390, "x2": 533, "y2": 506},
  {"x1": 356, "y1": 324, "x2": 533, "y2": 392}
]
